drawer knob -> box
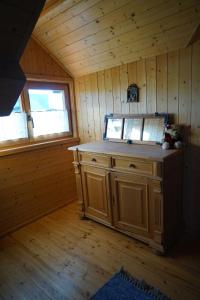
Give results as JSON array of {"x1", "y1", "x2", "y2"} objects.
[
  {"x1": 91, "y1": 158, "x2": 97, "y2": 162},
  {"x1": 129, "y1": 163, "x2": 136, "y2": 168}
]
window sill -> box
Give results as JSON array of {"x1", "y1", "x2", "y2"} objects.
[{"x1": 0, "y1": 137, "x2": 80, "y2": 157}]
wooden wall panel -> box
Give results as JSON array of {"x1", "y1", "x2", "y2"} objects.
[
  {"x1": 75, "y1": 41, "x2": 200, "y2": 236},
  {"x1": 0, "y1": 37, "x2": 77, "y2": 236},
  {"x1": 98, "y1": 71, "x2": 107, "y2": 135},
  {"x1": 156, "y1": 54, "x2": 168, "y2": 113},
  {"x1": 0, "y1": 141, "x2": 78, "y2": 237},
  {"x1": 105, "y1": 69, "x2": 113, "y2": 114},
  {"x1": 179, "y1": 47, "x2": 192, "y2": 126},
  {"x1": 20, "y1": 38, "x2": 72, "y2": 79},
  {"x1": 167, "y1": 50, "x2": 179, "y2": 123},
  {"x1": 146, "y1": 57, "x2": 156, "y2": 114}
]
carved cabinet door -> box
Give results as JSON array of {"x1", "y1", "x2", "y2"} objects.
[
  {"x1": 81, "y1": 165, "x2": 111, "y2": 225},
  {"x1": 111, "y1": 173, "x2": 151, "y2": 238}
]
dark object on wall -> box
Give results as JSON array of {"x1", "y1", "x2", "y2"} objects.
[
  {"x1": 0, "y1": 0, "x2": 46, "y2": 116},
  {"x1": 127, "y1": 84, "x2": 139, "y2": 103}
]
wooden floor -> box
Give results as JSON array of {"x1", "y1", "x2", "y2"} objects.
[{"x1": 0, "y1": 202, "x2": 200, "y2": 300}]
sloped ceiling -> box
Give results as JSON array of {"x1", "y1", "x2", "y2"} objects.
[{"x1": 33, "y1": 0, "x2": 200, "y2": 78}]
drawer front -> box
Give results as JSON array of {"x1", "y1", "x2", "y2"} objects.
[
  {"x1": 112, "y1": 157, "x2": 153, "y2": 175},
  {"x1": 80, "y1": 153, "x2": 110, "y2": 167}
]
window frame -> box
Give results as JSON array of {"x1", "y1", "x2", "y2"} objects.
[
  {"x1": 0, "y1": 80, "x2": 74, "y2": 149},
  {"x1": 25, "y1": 81, "x2": 73, "y2": 142}
]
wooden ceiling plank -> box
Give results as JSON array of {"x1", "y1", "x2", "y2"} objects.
[
  {"x1": 41, "y1": 0, "x2": 200, "y2": 67},
  {"x1": 58, "y1": 6, "x2": 199, "y2": 66},
  {"x1": 39, "y1": 0, "x2": 198, "y2": 52},
  {"x1": 56, "y1": 0, "x2": 186, "y2": 57},
  {"x1": 36, "y1": 0, "x2": 83, "y2": 28},
  {"x1": 36, "y1": 0, "x2": 131, "y2": 44},
  {"x1": 61, "y1": 21, "x2": 197, "y2": 72},
  {"x1": 35, "y1": 0, "x2": 102, "y2": 35},
  {"x1": 41, "y1": 0, "x2": 64, "y2": 15},
  {"x1": 68, "y1": 33, "x2": 192, "y2": 77},
  {"x1": 71, "y1": 3, "x2": 199, "y2": 57},
  {"x1": 40, "y1": 0, "x2": 167, "y2": 48}
]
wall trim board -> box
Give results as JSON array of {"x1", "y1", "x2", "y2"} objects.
[{"x1": 0, "y1": 138, "x2": 80, "y2": 157}]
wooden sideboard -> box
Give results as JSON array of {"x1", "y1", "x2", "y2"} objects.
[{"x1": 69, "y1": 141, "x2": 182, "y2": 253}]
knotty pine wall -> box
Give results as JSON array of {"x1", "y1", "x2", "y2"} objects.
[
  {"x1": 75, "y1": 41, "x2": 200, "y2": 236},
  {"x1": 0, "y1": 38, "x2": 77, "y2": 237},
  {"x1": 20, "y1": 38, "x2": 72, "y2": 79}
]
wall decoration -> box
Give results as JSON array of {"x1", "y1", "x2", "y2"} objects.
[{"x1": 127, "y1": 84, "x2": 139, "y2": 102}]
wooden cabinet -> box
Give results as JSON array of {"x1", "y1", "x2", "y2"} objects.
[
  {"x1": 112, "y1": 173, "x2": 150, "y2": 239},
  {"x1": 81, "y1": 165, "x2": 111, "y2": 225},
  {"x1": 69, "y1": 141, "x2": 182, "y2": 253}
]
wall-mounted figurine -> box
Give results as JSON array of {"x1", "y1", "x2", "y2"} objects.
[{"x1": 127, "y1": 84, "x2": 139, "y2": 103}]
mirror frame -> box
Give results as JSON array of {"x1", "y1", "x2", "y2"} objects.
[{"x1": 103, "y1": 113, "x2": 169, "y2": 144}]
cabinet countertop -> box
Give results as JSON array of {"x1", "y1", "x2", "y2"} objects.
[{"x1": 68, "y1": 141, "x2": 180, "y2": 162}]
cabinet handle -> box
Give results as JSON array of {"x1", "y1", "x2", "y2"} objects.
[
  {"x1": 91, "y1": 158, "x2": 97, "y2": 162},
  {"x1": 129, "y1": 163, "x2": 136, "y2": 168}
]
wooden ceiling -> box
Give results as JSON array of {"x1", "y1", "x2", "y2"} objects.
[{"x1": 33, "y1": 0, "x2": 200, "y2": 78}]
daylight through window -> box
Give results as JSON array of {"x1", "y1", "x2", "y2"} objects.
[{"x1": 0, "y1": 82, "x2": 72, "y2": 147}]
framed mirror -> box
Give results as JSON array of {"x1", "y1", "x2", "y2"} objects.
[
  {"x1": 105, "y1": 118, "x2": 123, "y2": 140},
  {"x1": 104, "y1": 113, "x2": 167, "y2": 144},
  {"x1": 123, "y1": 118, "x2": 143, "y2": 141},
  {"x1": 142, "y1": 117, "x2": 165, "y2": 143}
]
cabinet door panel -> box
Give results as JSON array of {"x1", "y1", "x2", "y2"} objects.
[
  {"x1": 112, "y1": 173, "x2": 150, "y2": 237},
  {"x1": 81, "y1": 166, "x2": 111, "y2": 224}
]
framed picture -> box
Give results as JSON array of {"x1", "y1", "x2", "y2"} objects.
[
  {"x1": 127, "y1": 84, "x2": 139, "y2": 102},
  {"x1": 123, "y1": 118, "x2": 143, "y2": 141},
  {"x1": 105, "y1": 118, "x2": 123, "y2": 140}
]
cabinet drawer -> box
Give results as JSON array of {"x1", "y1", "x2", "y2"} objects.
[
  {"x1": 80, "y1": 153, "x2": 110, "y2": 167},
  {"x1": 112, "y1": 157, "x2": 153, "y2": 175}
]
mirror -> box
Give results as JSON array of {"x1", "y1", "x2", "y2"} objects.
[
  {"x1": 123, "y1": 118, "x2": 143, "y2": 141},
  {"x1": 106, "y1": 118, "x2": 123, "y2": 139},
  {"x1": 142, "y1": 117, "x2": 165, "y2": 142},
  {"x1": 104, "y1": 114, "x2": 167, "y2": 144}
]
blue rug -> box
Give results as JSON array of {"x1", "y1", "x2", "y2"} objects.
[{"x1": 91, "y1": 268, "x2": 171, "y2": 300}]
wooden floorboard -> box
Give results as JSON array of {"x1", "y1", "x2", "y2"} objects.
[{"x1": 0, "y1": 201, "x2": 200, "y2": 300}]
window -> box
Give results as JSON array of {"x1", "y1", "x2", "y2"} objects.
[
  {"x1": 0, "y1": 97, "x2": 28, "y2": 143},
  {"x1": 27, "y1": 82, "x2": 71, "y2": 139},
  {"x1": 0, "y1": 81, "x2": 72, "y2": 147}
]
